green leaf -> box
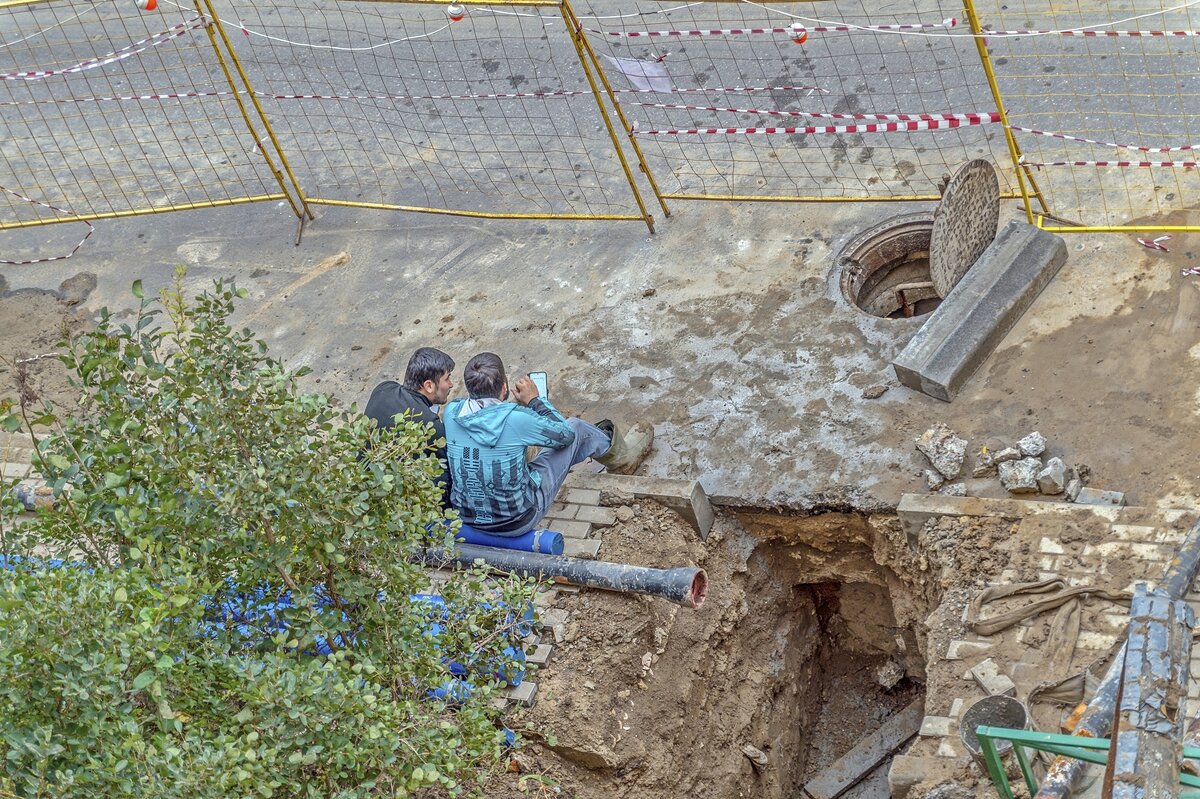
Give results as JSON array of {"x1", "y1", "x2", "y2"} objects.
[
  {"x1": 131, "y1": 670, "x2": 155, "y2": 691},
  {"x1": 103, "y1": 471, "x2": 127, "y2": 489},
  {"x1": 132, "y1": 280, "x2": 144, "y2": 299},
  {"x1": 113, "y1": 586, "x2": 127, "y2": 603},
  {"x1": 155, "y1": 653, "x2": 174, "y2": 670},
  {"x1": 46, "y1": 454, "x2": 70, "y2": 471},
  {"x1": 2, "y1": 415, "x2": 20, "y2": 433},
  {"x1": 235, "y1": 707, "x2": 253, "y2": 724}
]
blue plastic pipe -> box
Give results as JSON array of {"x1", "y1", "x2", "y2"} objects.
[{"x1": 453, "y1": 523, "x2": 564, "y2": 556}]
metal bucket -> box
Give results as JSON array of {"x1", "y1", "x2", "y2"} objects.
[{"x1": 960, "y1": 695, "x2": 1030, "y2": 766}]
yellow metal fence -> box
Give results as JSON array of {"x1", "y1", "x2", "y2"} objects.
[{"x1": 1, "y1": 0, "x2": 1197, "y2": 238}]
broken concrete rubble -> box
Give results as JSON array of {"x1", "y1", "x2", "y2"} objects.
[
  {"x1": 925, "y1": 470, "x2": 945, "y2": 491},
  {"x1": 1037, "y1": 457, "x2": 1067, "y2": 495},
  {"x1": 1016, "y1": 431, "x2": 1047, "y2": 458},
  {"x1": 971, "y1": 448, "x2": 996, "y2": 478},
  {"x1": 915, "y1": 424, "x2": 967, "y2": 480},
  {"x1": 938, "y1": 483, "x2": 966, "y2": 497},
  {"x1": 993, "y1": 447, "x2": 1021, "y2": 464},
  {"x1": 998, "y1": 457, "x2": 1041, "y2": 494}
]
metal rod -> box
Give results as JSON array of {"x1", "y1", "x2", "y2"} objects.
[
  {"x1": 558, "y1": 0, "x2": 656, "y2": 233},
  {"x1": 961, "y1": 0, "x2": 1049, "y2": 221},
  {"x1": 560, "y1": 0, "x2": 671, "y2": 220},
  {"x1": 199, "y1": 0, "x2": 313, "y2": 220},
  {"x1": 1035, "y1": 518, "x2": 1200, "y2": 799},
  {"x1": 1038, "y1": 219, "x2": 1200, "y2": 234},
  {"x1": 307, "y1": 197, "x2": 644, "y2": 221},
  {"x1": 0, "y1": 194, "x2": 289, "y2": 230}
]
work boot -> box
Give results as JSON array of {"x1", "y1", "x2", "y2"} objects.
[{"x1": 595, "y1": 419, "x2": 653, "y2": 475}]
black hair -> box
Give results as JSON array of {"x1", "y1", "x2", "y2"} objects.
[
  {"x1": 463, "y1": 352, "x2": 506, "y2": 399},
  {"x1": 403, "y1": 347, "x2": 455, "y2": 392}
]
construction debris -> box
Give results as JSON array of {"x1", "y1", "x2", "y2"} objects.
[
  {"x1": 1037, "y1": 457, "x2": 1067, "y2": 495},
  {"x1": 1075, "y1": 487, "x2": 1127, "y2": 507},
  {"x1": 916, "y1": 424, "x2": 967, "y2": 480},
  {"x1": 998, "y1": 457, "x2": 1040, "y2": 494},
  {"x1": 1016, "y1": 431, "x2": 1047, "y2": 458}
]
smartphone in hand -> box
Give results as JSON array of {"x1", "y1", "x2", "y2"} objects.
[{"x1": 528, "y1": 371, "x2": 548, "y2": 399}]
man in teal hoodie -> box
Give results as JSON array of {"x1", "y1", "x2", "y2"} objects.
[{"x1": 444, "y1": 352, "x2": 653, "y2": 536}]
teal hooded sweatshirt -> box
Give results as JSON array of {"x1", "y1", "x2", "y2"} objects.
[{"x1": 444, "y1": 397, "x2": 575, "y2": 533}]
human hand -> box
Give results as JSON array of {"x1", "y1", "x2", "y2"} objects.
[{"x1": 512, "y1": 375, "x2": 540, "y2": 406}]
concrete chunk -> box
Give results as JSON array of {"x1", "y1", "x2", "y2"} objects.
[
  {"x1": 999, "y1": 457, "x2": 1041, "y2": 494},
  {"x1": 915, "y1": 423, "x2": 967, "y2": 479},
  {"x1": 1038, "y1": 457, "x2": 1067, "y2": 495},
  {"x1": 1017, "y1": 431, "x2": 1047, "y2": 457},
  {"x1": 892, "y1": 220, "x2": 1068, "y2": 401}
]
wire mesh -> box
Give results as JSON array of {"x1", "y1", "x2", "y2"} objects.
[
  {"x1": 0, "y1": 0, "x2": 287, "y2": 229},
  {"x1": 583, "y1": 1, "x2": 1008, "y2": 200},
  {"x1": 224, "y1": 0, "x2": 647, "y2": 218},
  {"x1": 976, "y1": 0, "x2": 1200, "y2": 229}
]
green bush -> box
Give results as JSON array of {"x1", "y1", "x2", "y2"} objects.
[{"x1": 0, "y1": 274, "x2": 537, "y2": 797}]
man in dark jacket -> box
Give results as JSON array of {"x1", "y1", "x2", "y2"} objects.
[{"x1": 364, "y1": 347, "x2": 455, "y2": 506}]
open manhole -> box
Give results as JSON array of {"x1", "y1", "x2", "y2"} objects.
[{"x1": 838, "y1": 212, "x2": 941, "y2": 319}]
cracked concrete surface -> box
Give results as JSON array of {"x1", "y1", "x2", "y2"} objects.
[{"x1": 3, "y1": 197, "x2": 1199, "y2": 510}]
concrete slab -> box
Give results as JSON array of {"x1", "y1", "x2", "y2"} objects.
[{"x1": 892, "y1": 221, "x2": 1068, "y2": 402}]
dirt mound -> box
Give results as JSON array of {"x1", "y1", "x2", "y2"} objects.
[{"x1": 0, "y1": 274, "x2": 93, "y2": 419}]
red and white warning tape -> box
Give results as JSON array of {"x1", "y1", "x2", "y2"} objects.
[
  {"x1": 591, "y1": 19, "x2": 955, "y2": 37},
  {"x1": 0, "y1": 18, "x2": 204, "y2": 81},
  {"x1": 1137, "y1": 234, "x2": 1171, "y2": 252},
  {"x1": 635, "y1": 115, "x2": 998, "y2": 136},
  {"x1": 633, "y1": 102, "x2": 997, "y2": 124},
  {"x1": 0, "y1": 84, "x2": 832, "y2": 108},
  {"x1": 1011, "y1": 126, "x2": 1199, "y2": 154},
  {"x1": 1021, "y1": 160, "x2": 1200, "y2": 168},
  {"x1": 0, "y1": 187, "x2": 93, "y2": 266},
  {"x1": 991, "y1": 28, "x2": 1200, "y2": 37}
]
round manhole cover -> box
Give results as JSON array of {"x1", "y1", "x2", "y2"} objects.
[{"x1": 929, "y1": 159, "x2": 1000, "y2": 297}]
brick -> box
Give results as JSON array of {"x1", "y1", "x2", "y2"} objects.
[
  {"x1": 949, "y1": 698, "x2": 965, "y2": 718},
  {"x1": 1075, "y1": 487, "x2": 1126, "y2": 507},
  {"x1": 563, "y1": 538, "x2": 601, "y2": 559},
  {"x1": 547, "y1": 519, "x2": 591, "y2": 539},
  {"x1": 563, "y1": 488, "x2": 600, "y2": 506},
  {"x1": 968, "y1": 658, "x2": 1016, "y2": 697},
  {"x1": 543, "y1": 502, "x2": 578, "y2": 521},
  {"x1": 527, "y1": 643, "x2": 553, "y2": 666},
  {"x1": 945, "y1": 639, "x2": 992, "y2": 661},
  {"x1": 574, "y1": 505, "x2": 617, "y2": 527},
  {"x1": 891, "y1": 220, "x2": 1067, "y2": 401},
  {"x1": 919, "y1": 716, "x2": 952, "y2": 737},
  {"x1": 501, "y1": 681, "x2": 537, "y2": 707},
  {"x1": 569, "y1": 472, "x2": 713, "y2": 539}
]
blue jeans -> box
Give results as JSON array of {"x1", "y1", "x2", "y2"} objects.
[{"x1": 512, "y1": 418, "x2": 610, "y2": 535}]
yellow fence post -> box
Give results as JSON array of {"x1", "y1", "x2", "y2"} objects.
[
  {"x1": 560, "y1": 0, "x2": 670, "y2": 221},
  {"x1": 194, "y1": 0, "x2": 313, "y2": 223},
  {"x1": 961, "y1": 0, "x2": 1048, "y2": 223},
  {"x1": 558, "y1": 0, "x2": 658, "y2": 232}
]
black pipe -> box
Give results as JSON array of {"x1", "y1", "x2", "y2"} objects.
[
  {"x1": 1035, "y1": 518, "x2": 1200, "y2": 799},
  {"x1": 418, "y1": 543, "x2": 708, "y2": 609}
]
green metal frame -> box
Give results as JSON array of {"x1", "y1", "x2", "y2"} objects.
[{"x1": 975, "y1": 726, "x2": 1200, "y2": 799}]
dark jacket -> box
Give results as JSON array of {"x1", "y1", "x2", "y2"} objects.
[
  {"x1": 443, "y1": 397, "x2": 574, "y2": 533},
  {"x1": 364, "y1": 381, "x2": 451, "y2": 506}
]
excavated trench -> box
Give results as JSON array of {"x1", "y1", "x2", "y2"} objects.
[
  {"x1": 727, "y1": 511, "x2": 943, "y2": 798},
  {"x1": 519, "y1": 505, "x2": 974, "y2": 799}
]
